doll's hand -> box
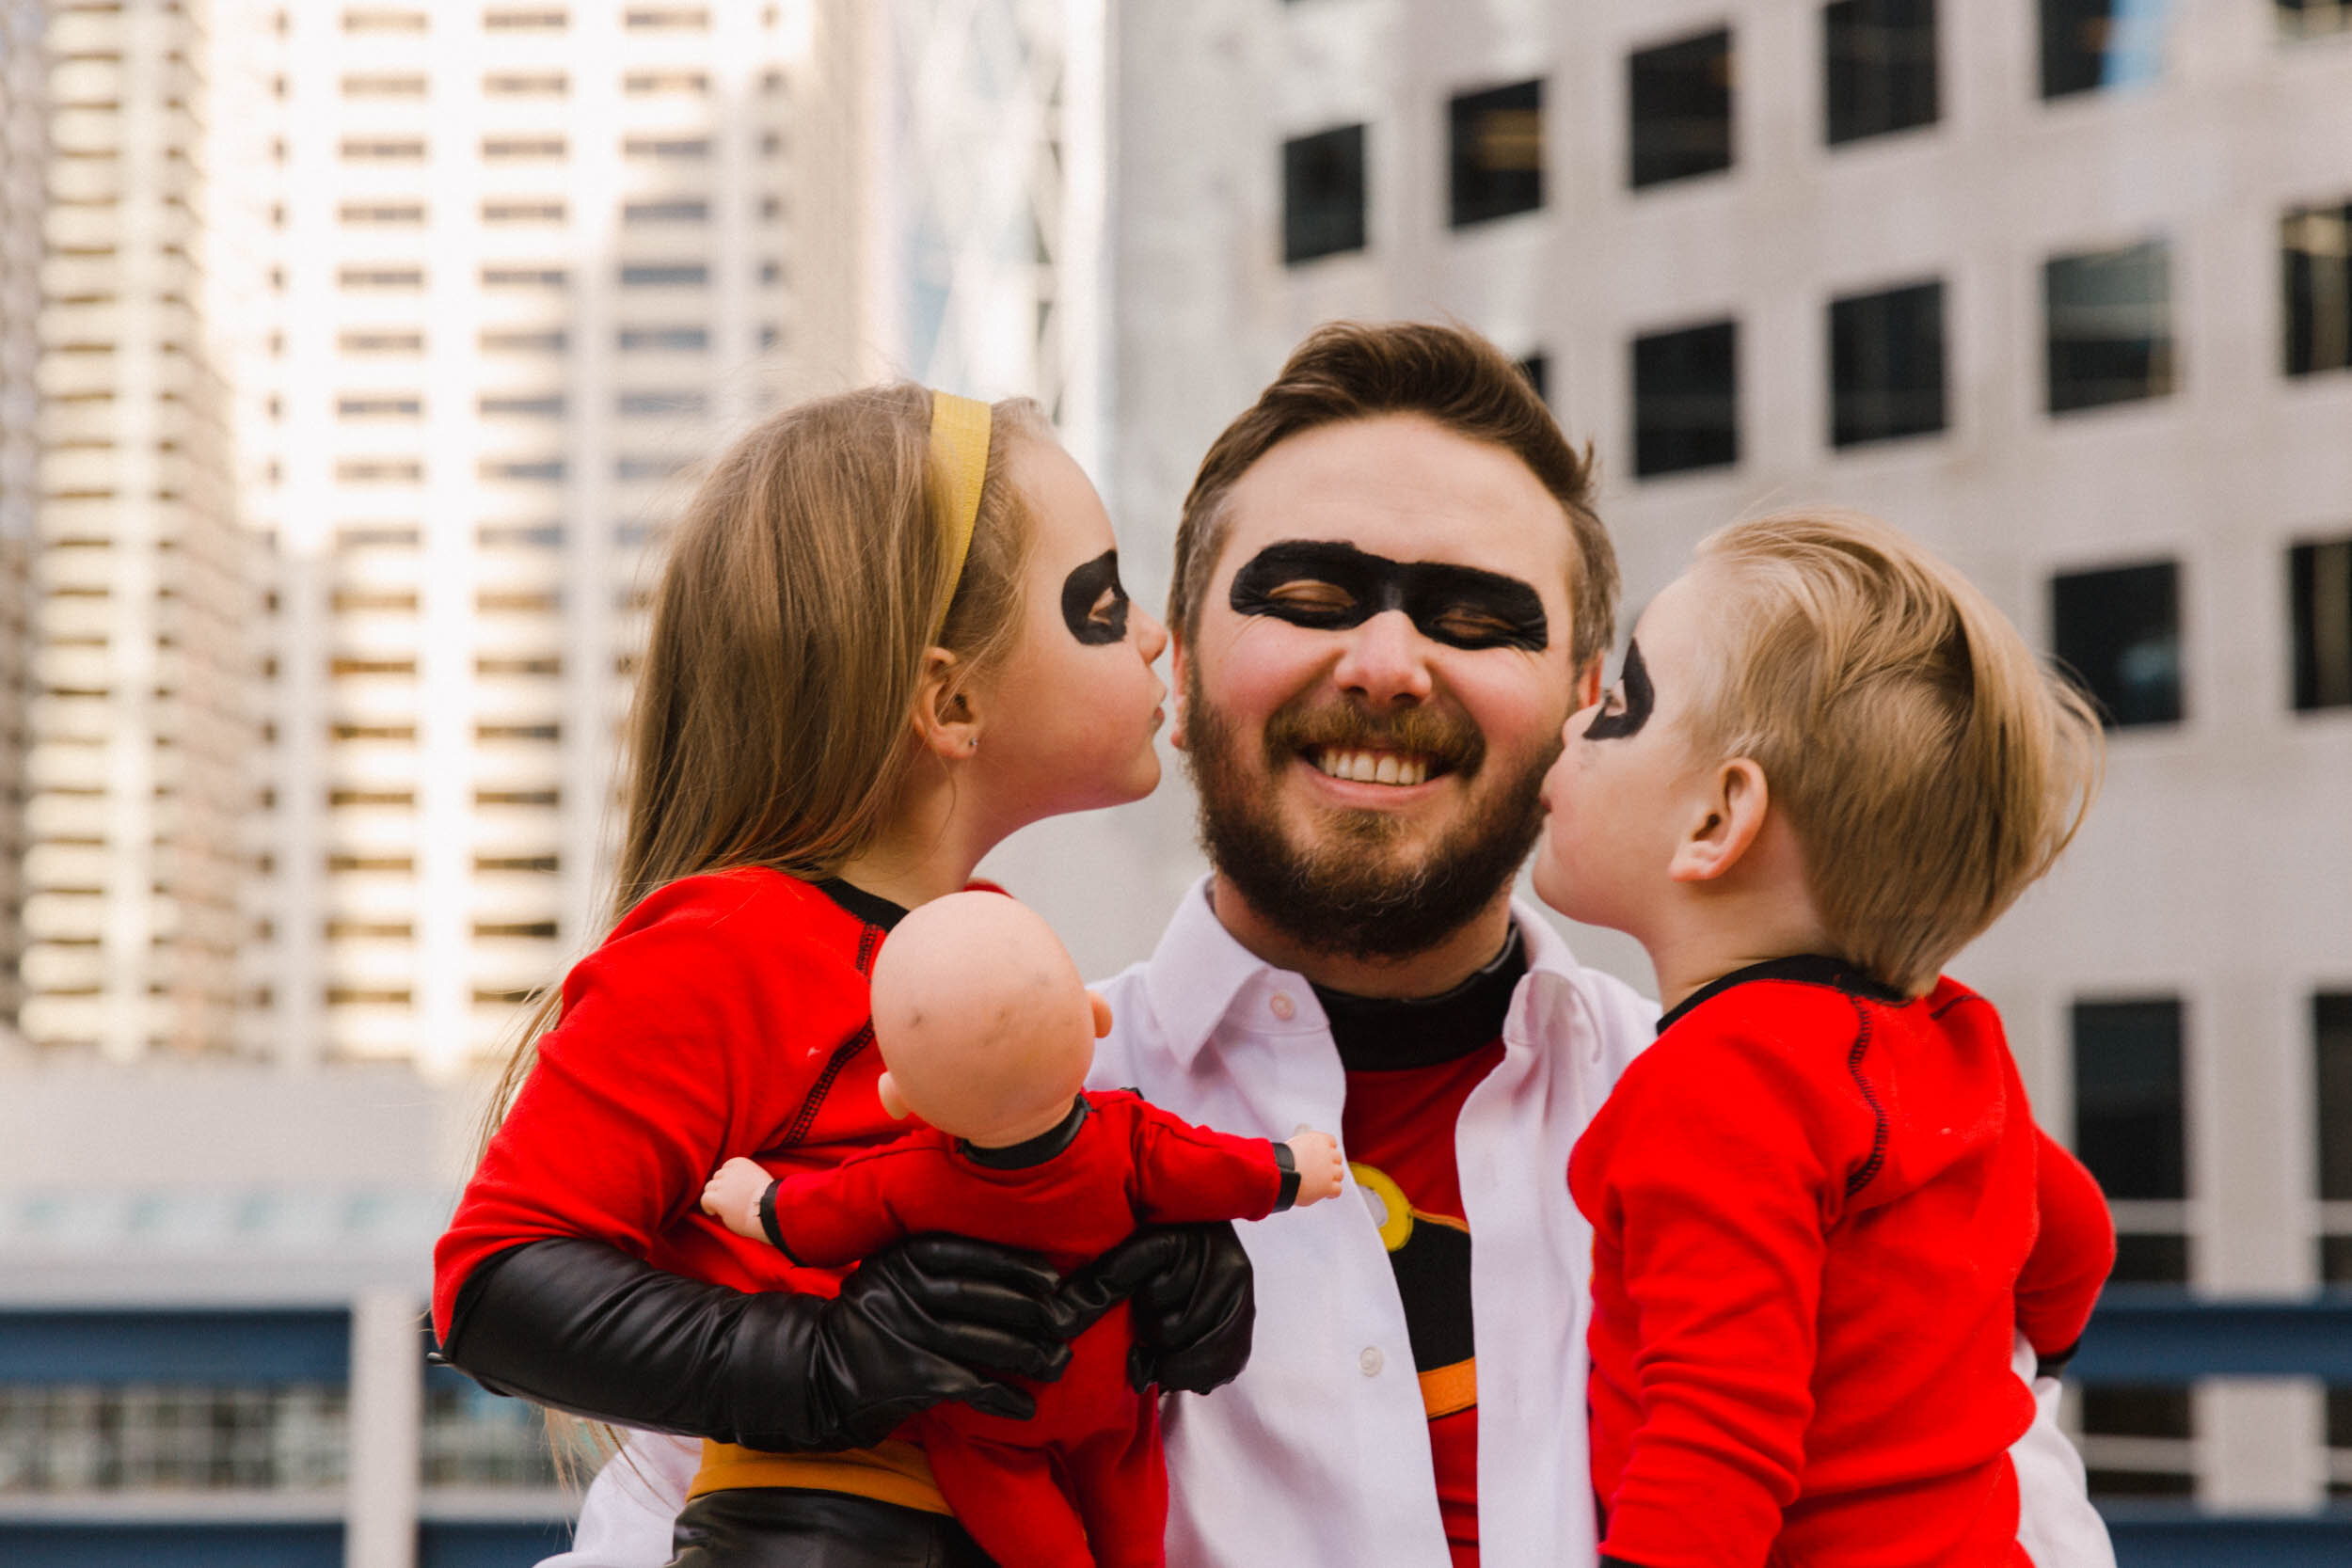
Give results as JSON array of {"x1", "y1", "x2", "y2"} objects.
[
  {"x1": 1283, "y1": 1131, "x2": 1344, "y2": 1206},
  {"x1": 701, "y1": 1157, "x2": 775, "y2": 1242}
]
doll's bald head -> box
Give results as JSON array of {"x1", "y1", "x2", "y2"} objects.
[{"x1": 867, "y1": 891, "x2": 1107, "y2": 1147}]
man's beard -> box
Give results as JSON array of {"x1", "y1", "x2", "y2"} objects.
[{"x1": 1182, "y1": 669, "x2": 1556, "y2": 960}]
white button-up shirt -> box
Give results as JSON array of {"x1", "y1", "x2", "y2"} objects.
[{"x1": 545, "y1": 879, "x2": 2113, "y2": 1568}]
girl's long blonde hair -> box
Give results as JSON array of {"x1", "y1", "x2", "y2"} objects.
[{"x1": 477, "y1": 383, "x2": 1045, "y2": 1147}]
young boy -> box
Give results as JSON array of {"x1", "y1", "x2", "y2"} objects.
[{"x1": 1534, "y1": 511, "x2": 2117, "y2": 1568}]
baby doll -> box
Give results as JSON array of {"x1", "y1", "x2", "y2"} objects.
[
  {"x1": 702, "y1": 891, "x2": 1345, "y2": 1568},
  {"x1": 1534, "y1": 510, "x2": 2115, "y2": 1568}
]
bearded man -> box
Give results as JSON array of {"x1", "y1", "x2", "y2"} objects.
[{"x1": 545, "y1": 322, "x2": 2112, "y2": 1568}]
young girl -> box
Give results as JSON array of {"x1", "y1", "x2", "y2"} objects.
[{"x1": 431, "y1": 384, "x2": 1221, "y2": 1567}]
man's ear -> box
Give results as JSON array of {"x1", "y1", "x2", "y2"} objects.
[
  {"x1": 1167, "y1": 630, "x2": 1191, "y2": 752},
  {"x1": 911, "y1": 647, "x2": 981, "y2": 761},
  {"x1": 1668, "y1": 757, "x2": 1770, "y2": 884},
  {"x1": 1571, "y1": 654, "x2": 1604, "y2": 713},
  {"x1": 1087, "y1": 989, "x2": 1113, "y2": 1039},
  {"x1": 877, "y1": 1071, "x2": 910, "y2": 1120}
]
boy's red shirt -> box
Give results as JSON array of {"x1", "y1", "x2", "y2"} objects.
[
  {"x1": 1569, "y1": 959, "x2": 2113, "y2": 1568},
  {"x1": 433, "y1": 868, "x2": 913, "y2": 1343}
]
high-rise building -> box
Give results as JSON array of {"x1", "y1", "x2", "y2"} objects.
[
  {"x1": 1107, "y1": 0, "x2": 2352, "y2": 1511},
  {"x1": 23, "y1": 0, "x2": 251, "y2": 1061},
  {"x1": 0, "y1": 0, "x2": 46, "y2": 1037}
]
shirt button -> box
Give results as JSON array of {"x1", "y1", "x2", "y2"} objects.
[
  {"x1": 1359, "y1": 1346, "x2": 1384, "y2": 1377},
  {"x1": 1268, "y1": 991, "x2": 1296, "y2": 1021}
]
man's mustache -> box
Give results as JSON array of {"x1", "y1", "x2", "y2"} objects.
[{"x1": 1261, "y1": 698, "x2": 1485, "y2": 777}]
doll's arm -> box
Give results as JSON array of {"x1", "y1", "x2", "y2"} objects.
[
  {"x1": 700, "y1": 1145, "x2": 932, "y2": 1268},
  {"x1": 2017, "y1": 1129, "x2": 2116, "y2": 1370},
  {"x1": 1124, "y1": 1098, "x2": 1340, "y2": 1224}
]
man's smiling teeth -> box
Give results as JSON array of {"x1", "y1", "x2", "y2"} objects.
[{"x1": 1311, "y1": 748, "x2": 1430, "y2": 786}]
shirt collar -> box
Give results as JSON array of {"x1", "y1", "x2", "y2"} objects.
[{"x1": 1142, "y1": 874, "x2": 1597, "y2": 1069}]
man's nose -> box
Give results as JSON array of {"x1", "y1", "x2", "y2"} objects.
[{"x1": 1329, "y1": 609, "x2": 1435, "y2": 705}]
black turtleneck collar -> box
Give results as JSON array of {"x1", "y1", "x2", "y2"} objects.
[
  {"x1": 958, "y1": 1096, "x2": 1090, "y2": 1169},
  {"x1": 816, "y1": 878, "x2": 910, "y2": 931},
  {"x1": 1311, "y1": 925, "x2": 1527, "y2": 1072},
  {"x1": 1657, "y1": 954, "x2": 1909, "y2": 1036}
]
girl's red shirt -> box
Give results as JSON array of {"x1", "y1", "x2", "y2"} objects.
[{"x1": 433, "y1": 868, "x2": 908, "y2": 1344}]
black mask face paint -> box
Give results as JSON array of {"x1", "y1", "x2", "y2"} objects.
[
  {"x1": 1060, "y1": 549, "x2": 1130, "y2": 646},
  {"x1": 1227, "y1": 540, "x2": 1549, "y2": 653},
  {"x1": 1581, "y1": 639, "x2": 1653, "y2": 740}
]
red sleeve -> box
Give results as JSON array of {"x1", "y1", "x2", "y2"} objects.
[
  {"x1": 431, "y1": 876, "x2": 854, "y2": 1340},
  {"x1": 1119, "y1": 1098, "x2": 1283, "y2": 1226},
  {"x1": 1572, "y1": 1020, "x2": 1875, "y2": 1568},
  {"x1": 767, "y1": 1139, "x2": 938, "y2": 1267},
  {"x1": 2017, "y1": 1130, "x2": 2115, "y2": 1360}
]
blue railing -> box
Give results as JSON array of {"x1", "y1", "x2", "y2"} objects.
[{"x1": 5, "y1": 1295, "x2": 2350, "y2": 1565}]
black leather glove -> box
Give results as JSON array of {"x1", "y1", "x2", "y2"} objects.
[
  {"x1": 1060, "y1": 1222, "x2": 1256, "y2": 1395},
  {"x1": 439, "y1": 1232, "x2": 1074, "y2": 1450}
]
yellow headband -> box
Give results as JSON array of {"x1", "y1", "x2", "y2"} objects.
[{"x1": 928, "y1": 389, "x2": 992, "y2": 638}]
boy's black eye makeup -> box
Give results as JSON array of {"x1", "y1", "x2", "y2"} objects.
[
  {"x1": 1582, "y1": 639, "x2": 1653, "y2": 740},
  {"x1": 1226, "y1": 540, "x2": 1549, "y2": 653},
  {"x1": 1059, "y1": 549, "x2": 1130, "y2": 645}
]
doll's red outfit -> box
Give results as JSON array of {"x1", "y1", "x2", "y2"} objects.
[
  {"x1": 1569, "y1": 957, "x2": 2114, "y2": 1568},
  {"x1": 760, "y1": 1091, "x2": 1293, "y2": 1568}
]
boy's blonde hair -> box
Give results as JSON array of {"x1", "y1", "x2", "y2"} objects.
[{"x1": 1686, "y1": 510, "x2": 2104, "y2": 997}]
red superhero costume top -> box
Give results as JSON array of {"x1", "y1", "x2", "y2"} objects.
[
  {"x1": 1569, "y1": 957, "x2": 2115, "y2": 1568},
  {"x1": 1313, "y1": 924, "x2": 1527, "y2": 1568},
  {"x1": 433, "y1": 868, "x2": 964, "y2": 1513},
  {"x1": 758, "y1": 1091, "x2": 1293, "y2": 1568}
]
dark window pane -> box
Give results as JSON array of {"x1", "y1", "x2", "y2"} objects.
[
  {"x1": 2318, "y1": 994, "x2": 2352, "y2": 1199},
  {"x1": 2044, "y1": 239, "x2": 2176, "y2": 414},
  {"x1": 1629, "y1": 29, "x2": 1733, "y2": 189},
  {"x1": 2283, "y1": 202, "x2": 2352, "y2": 377},
  {"x1": 2293, "y1": 539, "x2": 2352, "y2": 712},
  {"x1": 1283, "y1": 124, "x2": 1368, "y2": 265},
  {"x1": 2084, "y1": 1386, "x2": 2194, "y2": 1439},
  {"x1": 2279, "y1": 1, "x2": 2352, "y2": 40},
  {"x1": 1514, "y1": 353, "x2": 1549, "y2": 404},
  {"x1": 1450, "y1": 80, "x2": 1543, "y2": 228},
  {"x1": 2041, "y1": 0, "x2": 2169, "y2": 99},
  {"x1": 1830, "y1": 279, "x2": 1947, "y2": 446},
  {"x1": 1632, "y1": 320, "x2": 1739, "y2": 477},
  {"x1": 2327, "y1": 1234, "x2": 2352, "y2": 1283},
  {"x1": 2052, "y1": 562, "x2": 2182, "y2": 727},
  {"x1": 2330, "y1": 1386, "x2": 2352, "y2": 1448},
  {"x1": 1825, "y1": 0, "x2": 1939, "y2": 145},
  {"x1": 2110, "y1": 1232, "x2": 2190, "y2": 1283},
  {"x1": 2073, "y1": 998, "x2": 2186, "y2": 1199}
]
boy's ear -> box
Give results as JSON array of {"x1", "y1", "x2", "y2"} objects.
[
  {"x1": 1087, "y1": 989, "x2": 1113, "y2": 1039},
  {"x1": 911, "y1": 647, "x2": 981, "y2": 761},
  {"x1": 877, "y1": 1071, "x2": 910, "y2": 1120},
  {"x1": 1668, "y1": 757, "x2": 1770, "y2": 884}
]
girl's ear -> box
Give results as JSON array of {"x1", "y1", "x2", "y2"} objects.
[
  {"x1": 1668, "y1": 757, "x2": 1769, "y2": 884},
  {"x1": 912, "y1": 646, "x2": 982, "y2": 761}
]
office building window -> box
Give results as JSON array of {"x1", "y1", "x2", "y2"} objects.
[
  {"x1": 617, "y1": 325, "x2": 707, "y2": 352},
  {"x1": 1282, "y1": 124, "x2": 1368, "y2": 264},
  {"x1": 340, "y1": 202, "x2": 425, "y2": 226},
  {"x1": 1514, "y1": 353, "x2": 1549, "y2": 404},
  {"x1": 1448, "y1": 80, "x2": 1543, "y2": 229},
  {"x1": 2283, "y1": 201, "x2": 2352, "y2": 377},
  {"x1": 620, "y1": 263, "x2": 708, "y2": 288},
  {"x1": 482, "y1": 265, "x2": 568, "y2": 289},
  {"x1": 344, "y1": 8, "x2": 427, "y2": 32},
  {"x1": 624, "y1": 135, "x2": 710, "y2": 160},
  {"x1": 337, "y1": 395, "x2": 422, "y2": 420},
  {"x1": 2052, "y1": 561, "x2": 2184, "y2": 727},
  {"x1": 2292, "y1": 537, "x2": 2352, "y2": 712},
  {"x1": 485, "y1": 71, "x2": 567, "y2": 96},
  {"x1": 481, "y1": 328, "x2": 566, "y2": 354},
  {"x1": 2318, "y1": 993, "x2": 2352, "y2": 1282},
  {"x1": 483, "y1": 199, "x2": 565, "y2": 225},
  {"x1": 624, "y1": 198, "x2": 708, "y2": 225},
  {"x1": 1629, "y1": 28, "x2": 1734, "y2": 189},
  {"x1": 484, "y1": 8, "x2": 565, "y2": 27},
  {"x1": 618, "y1": 390, "x2": 707, "y2": 416},
  {"x1": 625, "y1": 71, "x2": 708, "y2": 96},
  {"x1": 2041, "y1": 0, "x2": 2170, "y2": 100},
  {"x1": 1829, "y1": 278, "x2": 1946, "y2": 447},
  {"x1": 479, "y1": 394, "x2": 564, "y2": 419},
  {"x1": 1631, "y1": 319, "x2": 1739, "y2": 477},
  {"x1": 342, "y1": 73, "x2": 426, "y2": 97},
  {"x1": 0, "y1": 1385, "x2": 347, "y2": 1491},
  {"x1": 484, "y1": 136, "x2": 566, "y2": 161},
  {"x1": 341, "y1": 138, "x2": 425, "y2": 162},
  {"x1": 2044, "y1": 239, "x2": 2176, "y2": 414},
  {"x1": 2277, "y1": 0, "x2": 2351, "y2": 39},
  {"x1": 1824, "y1": 0, "x2": 1938, "y2": 145}
]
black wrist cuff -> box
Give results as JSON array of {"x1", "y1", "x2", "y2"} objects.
[
  {"x1": 1271, "y1": 1142, "x2": 1300, "y2": 1212},
  {"x1": 2035, "y1": 1337, "x2": 2082, "y2": 1378},
  {"x1": 757, "y1": 1180, "x2": 798, "y2": 1262}
]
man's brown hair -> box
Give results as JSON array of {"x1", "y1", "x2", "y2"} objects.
[
  {"x1": 1169, "y1": 321, "x2": 1618, "y2": 674},
  {"x1": 1688, "y1": 510, "x2": 2106, "y2": 996}
]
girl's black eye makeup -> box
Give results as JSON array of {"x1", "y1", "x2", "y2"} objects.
[
  {"x1": 1227, "y1": 540, "x2": 1549, "y2": 653},
  {"x1": 1060, "y1": 549, "x2": 1130, "y2": 646},
  {"x1": 1582, "y1": 639, "x2": 1654, "y2": 741}
]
